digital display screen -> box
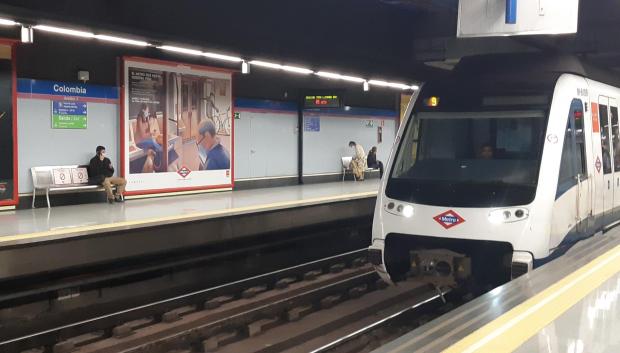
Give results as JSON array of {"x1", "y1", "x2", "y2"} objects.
[{"x1": 304, "y1": 95, "x2": 341, "y2": 109}]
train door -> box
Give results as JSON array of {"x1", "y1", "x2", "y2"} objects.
[
  {"x1": 610, "y1": 100, "x2": 620, "y2": 219},
  {"x1": 572, "y1": 99, "x2": 590, "y2": 233},
  {"x1": 598, "y1": 96, "x2": 614, "y2": 224}
]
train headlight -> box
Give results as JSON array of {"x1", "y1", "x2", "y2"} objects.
[
  {"x1": 385, "y1": 200, "x2": 415, "y2": 218},
  {"x1": 488, "y1": 208, "x2": 529, "y2": 224},
  {"x1": 402, "y1": 205, "x2": 414, "y2": 218}
]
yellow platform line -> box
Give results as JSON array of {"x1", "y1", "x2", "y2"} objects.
[
  {"x1": 443, "y1": 242, "x2": 620, "y2": 353},
  {"x1": 0, "y1": 191, "x2": 377, "y2": 244}
]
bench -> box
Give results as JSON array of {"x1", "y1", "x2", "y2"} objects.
[
  {"x1": 31, "y1": 165, "x2": 111, "y2": 208},
  {"x1": 341, "y1": 157, "x2": 379, "y2": 181}
]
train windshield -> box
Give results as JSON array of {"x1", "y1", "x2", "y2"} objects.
[{"x1": 387, "y1": 110, "x2": 547, "y2": 207}]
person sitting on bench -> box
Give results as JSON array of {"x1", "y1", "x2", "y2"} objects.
[
  {"x1": 89, "y1": 145, "x2": 126, "y2": 203},
  {"x1": 367, "y1": 146, "x2": 384, "y2": 178}
]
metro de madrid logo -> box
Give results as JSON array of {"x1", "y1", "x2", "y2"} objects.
[
  {"x1": 177, "y1": 166, "x2": 191, "y2": 178},
  {"x1": 433, "y1": 210, "x2": 465, "y2": 229}
]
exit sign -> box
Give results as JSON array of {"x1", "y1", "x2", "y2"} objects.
[{"x1": 304, "y1": 95, "x2": 342, "y2": 109}]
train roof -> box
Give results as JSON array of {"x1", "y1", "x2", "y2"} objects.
[{"x1": 452, "y1": 53, "x2": 620, "y2": 88}]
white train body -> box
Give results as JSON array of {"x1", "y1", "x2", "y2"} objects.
[{"x1": 369, "y1": 55, "x2": 620, "y2": 287}]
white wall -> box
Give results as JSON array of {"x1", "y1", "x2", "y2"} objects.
[
  {"x1": 303, "y1": 113, "x2": 396, "y2": 175},
  {"x1": 234, "y1": 110, "x2": 298, "y2": 179},
  {"x1": 17, "y1": 98, "x2": 119, "y2": 193}
]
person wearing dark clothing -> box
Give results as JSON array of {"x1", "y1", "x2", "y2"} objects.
[
  {"x1": 367, "y1": 146, "x2": 384, "y2": 178},
  {"x1": 89, "y1": 146, "x2": 126, "y2": 203}
]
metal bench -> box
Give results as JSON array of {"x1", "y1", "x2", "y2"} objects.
[{"x1": 31, "y1": 165, "x2": 108, "y2": 208}]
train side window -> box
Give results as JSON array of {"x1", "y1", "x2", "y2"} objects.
[
  {"x1": 557, "y1": 99, "x2": 585, "y2": 198},
  {"x1": 600, "y1": 104, "x2": 612, "y2": 174},
  {"x1": 611, "y1": 106, "x2": 620, "y2": 172}
]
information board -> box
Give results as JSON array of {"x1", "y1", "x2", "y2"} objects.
[
  {"x1": 304, "y1": 95, "x2": 341, "y2": 109},
  {"x1": 304, "y1": 116, "x2": 320, "y2": 132},
  {"x1": 52, "y1": 101, "x2": 88, "y2": 129}
]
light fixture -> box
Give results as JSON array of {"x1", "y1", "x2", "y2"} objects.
[
  {"x1": 402, "y1": 205, "x2": 414, "y2": 218},
  {"x1": 368, "y1": 80, "x2": 413, "y2": 90},
  {"x1": 316, "y1": 71, "x2": 365, "y2": 83},
  {"x1": 241, "y1": 61, "x2": 250, "y2": 74},
  {"x1": 363, "y1": 81, "x2": 369, "y2": 92},
  {"x1": 249, "y1": 60, "x2": 282, "y2": 69},
  {"x1": 34, "y1": 25, "x2": 94, "y2": 38},
  {"x1": 411, "y1": 85, "x2": 420, "y2": 90},
  {"x1": 249, "y1": 60, "x2": 312, "y2": 74},
  {"x1": 0, "y1": 18, "x2": 18, "y2": 26},
  {"x1": 281, "y1": 65, "x2": 313, "y2": 74},
  {"x1": 158, "y1": 45, "x2": 202, "y2": 56},
  {"x1": 202, "y1": 52, "x2": 243, "y2": 62},
  {"x1": 20, "y1": 26, "x2": 33, "y2": 43},
  {"x1": 95, "y1": 34, "x2": 149, "y2": 47}
]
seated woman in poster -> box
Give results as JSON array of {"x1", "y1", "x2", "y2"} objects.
[{"x1": 134, "y1": 103, "x2": 164, "y2": 170}]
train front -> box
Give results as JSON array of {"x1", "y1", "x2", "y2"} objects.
[{"x1": 369, "y1": 74, "x2": 553, "y2": 290}]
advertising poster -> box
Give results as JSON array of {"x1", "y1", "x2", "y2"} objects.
[
  {"x1": 122, "y1": 58, "x2": 233, "y2": 195},
  {"x1": 0, "y1": 43, "x2": 15, "y2": 206}
]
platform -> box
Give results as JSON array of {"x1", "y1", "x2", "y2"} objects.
[
  {"x1": 0, "y1": 181, "x2": 378, "y2": 280},
  {"x1": 373, "y1": 228, "x2": 620, "y2": 353}
]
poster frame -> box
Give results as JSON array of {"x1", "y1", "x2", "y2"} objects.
[
  {"x1": 120, "y1": 56, "x2": 236, "y2": 197},
  {"x1": 0, "y1": 39, "x2": 18, "y2": 207}
]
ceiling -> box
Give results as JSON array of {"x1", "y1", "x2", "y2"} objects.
[{"x1": 0, "y1": 0, "x2": 618, "y2": 79}]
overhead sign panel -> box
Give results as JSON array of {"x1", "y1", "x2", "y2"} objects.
[{"x1": 457, "y1": 0, "x2": 579, "y2": 37}]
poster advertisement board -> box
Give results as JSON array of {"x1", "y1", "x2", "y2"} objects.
[
  {"x1": 0, "y1": 42, "x2": 15, "y2": 206},
  {"x1": 122, "y1": 57, "x2": 234, "y2": 195}
]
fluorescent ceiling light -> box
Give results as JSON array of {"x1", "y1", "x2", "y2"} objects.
[
  {"x1": 95, "y1": 34, "x2": 149, "y2": 47},
  {"x1": 282, "y1": 65, "x2": 313, "y2": 74},
  {"x1": 203, "y1": 52, "x2": 243, "y2": 62},
  {"x1": 34, "y1": 25, "x2": 94, "y2": 38},
  {"x1": 0, "y1": 18, "x2": 18, "y2": 26},
  {"x1": 410, "y1": 85, "x2": 420, "y2": 90},
  {"x1": 369, "y1": 80, "x2": 415, "y2": 90},
  {"x1": 249, "y1": 60, "x2": 283, "y2": 69},
  {"x1": 316, "y1": 71, "x2": 365, "y2": 83},
  {"x1": 158, "y1": 45, "x2": 202, "y2": 56},
  {"x1": 249, "y1": 61, "x2": 312, "y2": 74}
]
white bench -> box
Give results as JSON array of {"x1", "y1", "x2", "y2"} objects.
[
  {"x1": 31, "y1": 165, "x2": 109, "y2": 208},
  {"x1": 341, "y1": 157, "x2": 379, "y2": 181}
]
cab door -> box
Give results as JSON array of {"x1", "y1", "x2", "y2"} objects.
[{"x1": 598, "y1": 96, "x2": 614, "y2": 224}]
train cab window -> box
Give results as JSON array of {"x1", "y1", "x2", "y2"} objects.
[
  {"x1": 387, "y1": 110, "x2": 547, "y2": 207},
  {"x1": 611, "y1": 106, "x2": 620, "y2": 172},
  {"x1": 600, "y1": 104, "x2": 612, "y2": 174},
  {"x1": 557, "y1": 99, "x2": 586, "y2": 198}
]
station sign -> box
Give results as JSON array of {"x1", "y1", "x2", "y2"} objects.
[{"x1": 52, "y1": 101, "x2": 88, "y2": 129}]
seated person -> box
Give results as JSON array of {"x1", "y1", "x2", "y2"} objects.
[
  {"x1": 134, "y1": 103, "x2": 163, "y2": 169},
  {"x1": 367, "y1": 146, "x2": 384, "y2": 178},
  {"x1": 478, "y1": 143, "x2": 495, "y2": 160},
  {"x1": 197, "y1": 119, "x2": 230, "y2": 170},
  {"x1": 349, "y1": 141, "x2": 367, "y2": 181},
  {"x1": 89, "y1": 145, "x2": 126, "y2": 203}
]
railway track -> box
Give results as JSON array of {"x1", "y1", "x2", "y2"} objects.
[{"x1": 3, "y1": 251, "x2": 459, "y2": 353}]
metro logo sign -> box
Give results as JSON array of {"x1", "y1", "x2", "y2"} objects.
[
  {"x1": 177, "y1": 166, "x2": 191, "y2": 179},
  {"x1": 433, "y1": 210, "x2": 465, "y2": 229}
]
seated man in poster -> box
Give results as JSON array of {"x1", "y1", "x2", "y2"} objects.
[
  {"x1": 89, "y1": 146, "x2": 126, "y2": 203},
  {"x1": 197, "y1": 119, "x2": 230, "y2": 170}
]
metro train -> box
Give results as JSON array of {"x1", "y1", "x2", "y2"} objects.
[{"x1": 369, "y1": 53, "x2": 620, "y2": 289}]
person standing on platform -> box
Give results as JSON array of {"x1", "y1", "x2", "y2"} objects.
[
  {"x1": 197, "y1": 120, "x2": 230, "y2": 170},
  {"x1": 367, "y1": 146, "x2": 384, "y2": 178},
  {"x1": 89, "y1": 146, "x2": 126, "y2": 204},
  {"x1": 349, "y1": 141, "x2": 367, "y2": 181}
]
